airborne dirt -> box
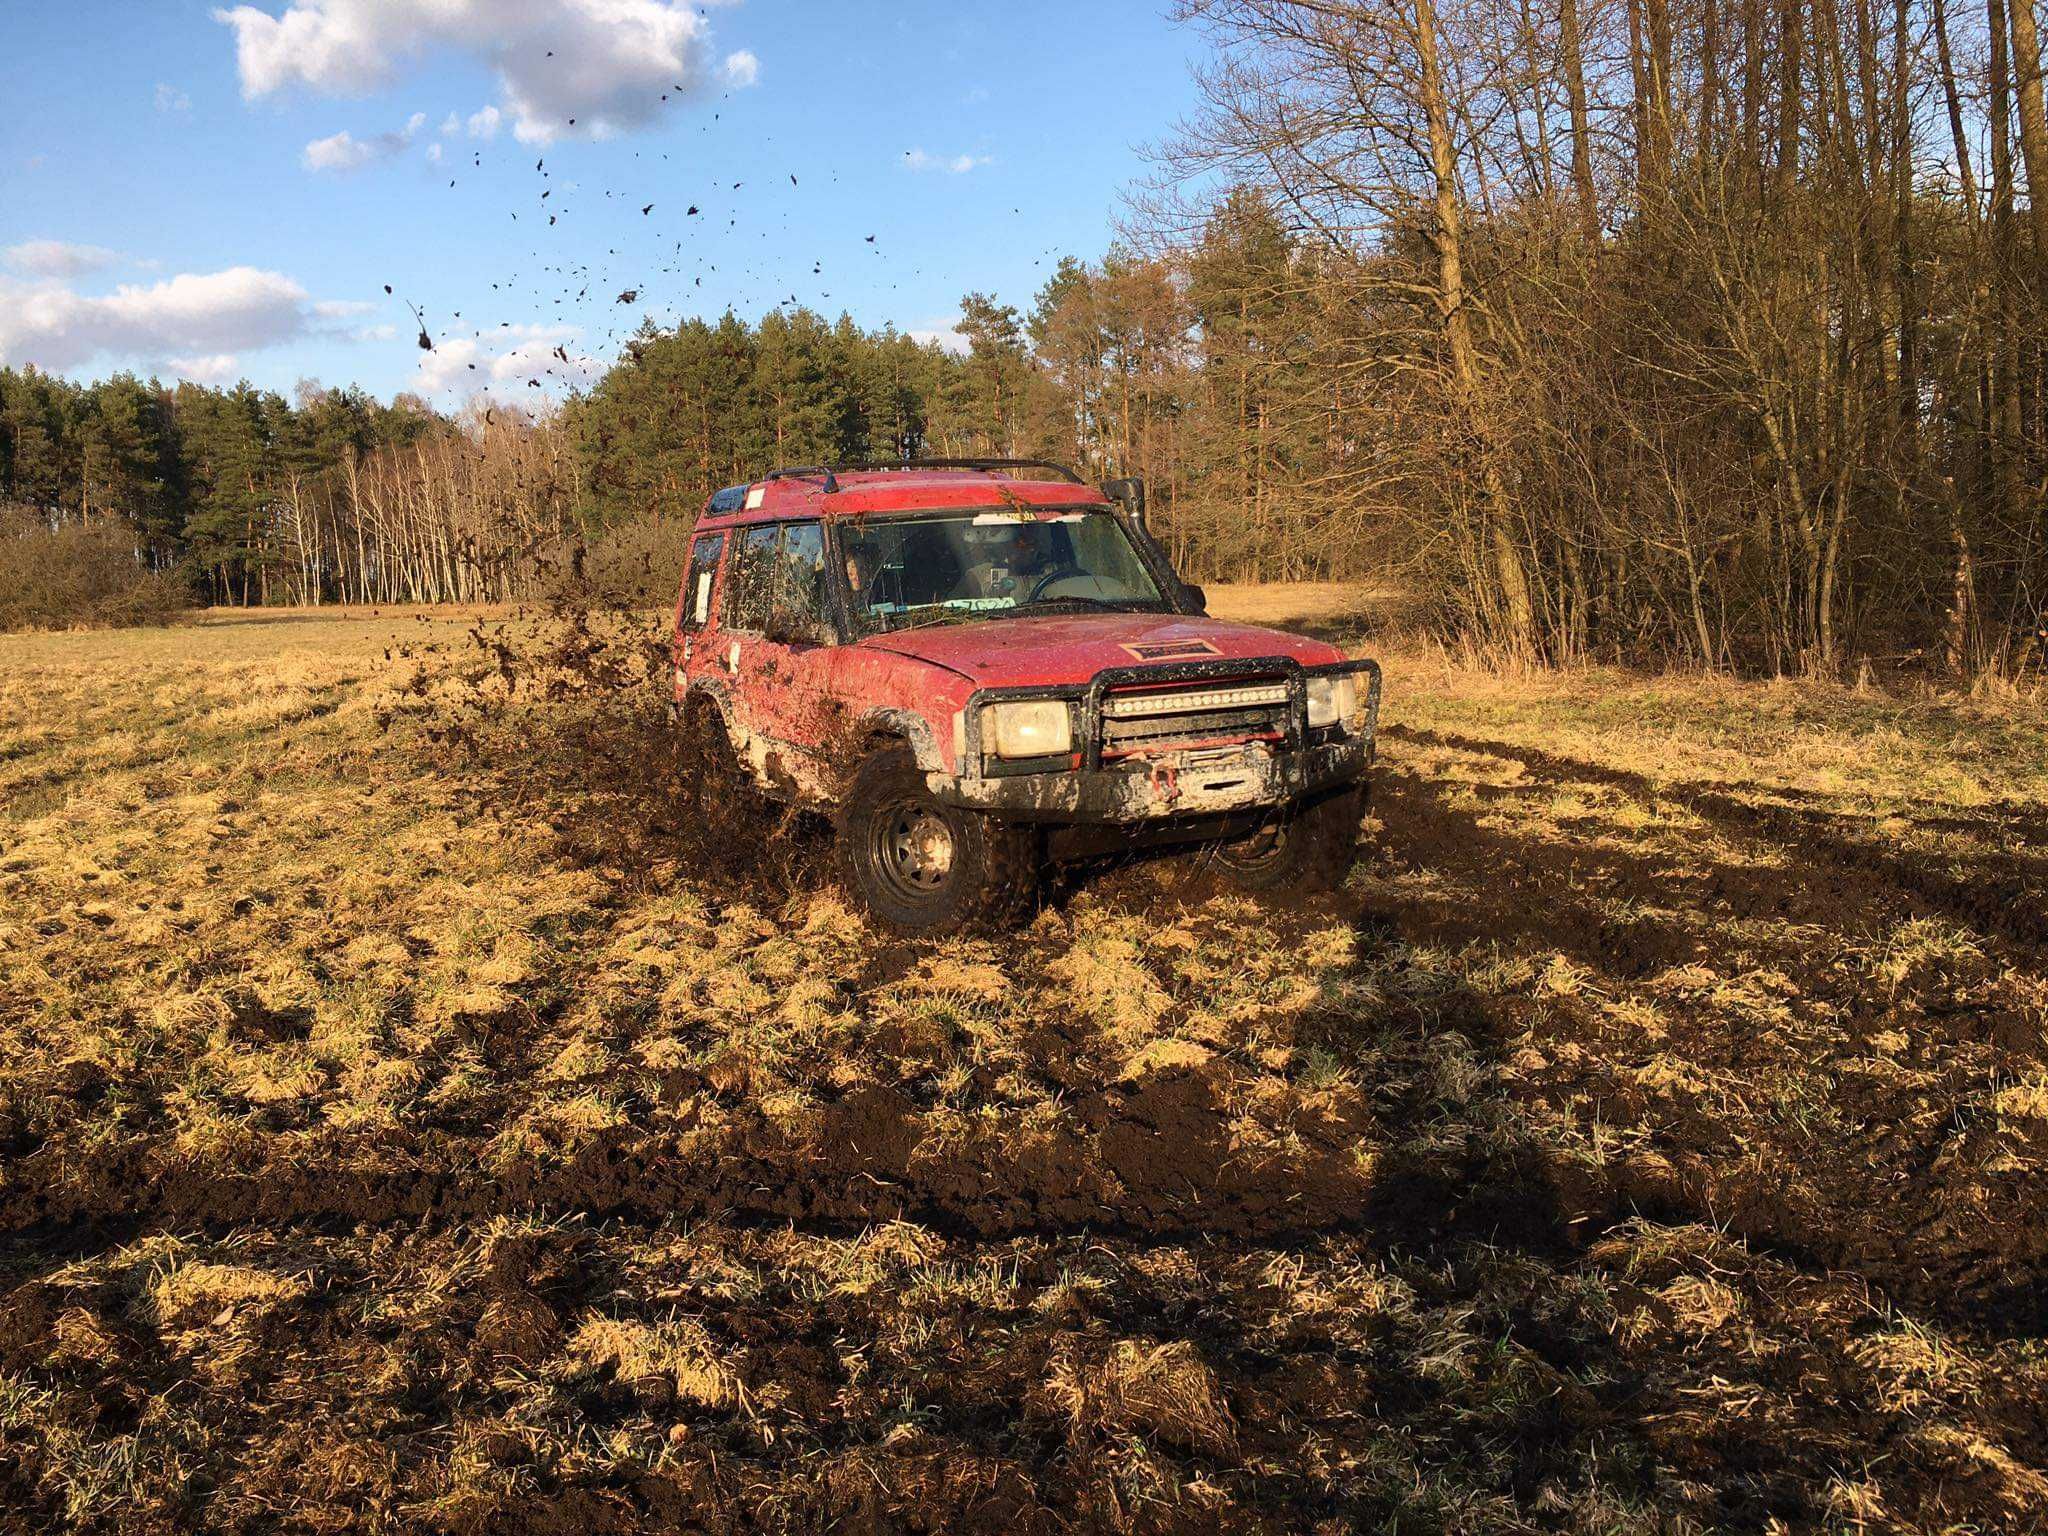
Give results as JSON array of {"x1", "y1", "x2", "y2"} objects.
[{"x1": 0, "y1": 601, "x2": 2044, "y2": 1533}]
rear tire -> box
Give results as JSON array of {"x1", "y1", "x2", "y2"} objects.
[
  {"x1": 1212, "y1": 785, "x2": 1363, "y2": 894},
  {"x1": 839, "y1": 747, "x2": 1037, "y2": 935}
]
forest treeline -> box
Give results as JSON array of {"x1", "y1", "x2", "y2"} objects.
[{"x1": 5, "y1": 0, "x2": 2048, "y2": 675}]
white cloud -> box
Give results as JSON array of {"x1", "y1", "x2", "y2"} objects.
[
  {"x1": 909, "y1": 326, "x2": 969, "y2": 356},
  {"x1": 904, "y1": 148, "x2": 992, "y2": 175},
  {"x1": 722, "y1": 50, "x2": 758, "y2": 87},
  {"x1": 302, "y1": 129, "x2": 377, "y2": 171},
  {"x1": 426, "y1": 141, "x2": 443, "y2": 164},
  {"x1": 301, "y1": 111, "x2": 428, "y2": 172},
  {"x1": 3, "y1": 240, "x2": 120, "y2": 279},
  {"x1": 166, "y1": 353, "x2": 243, "y2": 385},
  {"x1": 0, "y1": 266, "x2": 319, "y2": 373},
  {"x1": 415, "y1": 322, "x2": 600, "y2": 397},
  {"x1": 155, "y1": 83, "x2": 192, "y2": 113},
  {"x1": 440, "y1": 111, "x2": 460, "y2": 136},
  {"x1": 214, "y1": 0, "x2": 745, "y2": 145},
  {"x1": 466, "y1": 104, "x2": 501, "y2": 139}
]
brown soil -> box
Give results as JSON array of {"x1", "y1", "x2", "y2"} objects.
[{"x1": 2, "y1": 610, "x2": 2044, "y2": 1534}]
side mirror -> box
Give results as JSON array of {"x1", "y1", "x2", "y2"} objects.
[{"x1": 1181, "y1": 581, "x2": 1207, "y2": 614}]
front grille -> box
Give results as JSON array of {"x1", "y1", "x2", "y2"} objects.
[
  {"x1": 1098, "y1": 680, "x2": 1290, "y2": 755},
  {"x1": 1102, "y1": 705, "x2": 1286, "y2": 753}
]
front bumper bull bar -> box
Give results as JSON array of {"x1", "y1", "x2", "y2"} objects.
[{"x1": 936, "y1": 655, "x2": 1383, "y2": 823}]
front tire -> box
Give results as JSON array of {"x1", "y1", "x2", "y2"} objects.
[
  {"x1": 1211, "y1": 785, "x2": 1363, "y2": 894},
  {"x1": 838, "y1": 747, "x2": 1037, "y2": 935}
]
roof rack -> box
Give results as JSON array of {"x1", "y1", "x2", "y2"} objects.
[
  {"x1": 837, "y1": 458, "x2": 1088, "y2": 485},
  {"x1": 761, "y1": 465, "x2": 841, "y2": 494},
  {"x1": 761, "y1": 458, "x2": 1088, "y2": 491}
]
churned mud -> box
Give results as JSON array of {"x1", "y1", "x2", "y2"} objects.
[{"x1": 1, "y1": 608, "x2": 2044, "y2": 1532}]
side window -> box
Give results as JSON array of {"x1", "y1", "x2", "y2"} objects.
[
  {"x1": 724, "y1": 525, "x2": 781, "y2": 632},
  {"x1": 773, "y1": 522, "x2": 829, "y2": 634},
  {"x1": 681, "y1": 532, "x2": 724, "y2": 630}
]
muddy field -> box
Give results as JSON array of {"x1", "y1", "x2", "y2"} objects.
[{"x1": 1, "y1": 592, "x2": 2045, "y2": 1533}]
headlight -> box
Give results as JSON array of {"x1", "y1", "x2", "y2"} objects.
[
  {"x1": 1306, "y1": 674, "x2": 1358, "y2": 730},
  {"x1": 982, "y1": 700, "x2": 1072, "y2": 759}
]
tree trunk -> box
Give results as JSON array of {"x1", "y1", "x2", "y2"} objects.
[
  {"x1": 1560, "y1": 0, "x2": 1601, "y2": 240},
  {"x1": 1701, "y1": 0, "x2": 1722, "y2": 165},
  {"x1": 2010, "y1": 0, "x2": 2048, "y2": 260},
  {"x1": 1778, "y1": 0, "x2": 1804, "y2": 193},
  {"x1": 1895, "y1": 0, "x2": 1919, "y2": 436},
  {"x1": 1934, "y1": 0, "x2": 1981, "y2": 212},
  {"x1": 1990, "y1": 0, "x2": 2025, "y2": 532},
  {"x1": 1744, "y1": 0, "x2": 1765, "y2": 185},
  {"x1": 1645, "y1": 0, "x2": 1677, "y2": 188},
  {"x1": 1415, "y1": 0, "x2": 1534, "y2": 651}
]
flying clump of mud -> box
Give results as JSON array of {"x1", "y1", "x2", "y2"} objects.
[{"x1": 378, "y1": 568, "x2": 820, "y2": 899}]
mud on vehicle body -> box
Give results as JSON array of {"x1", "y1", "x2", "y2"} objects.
[{"x1": 673, "y1": 459, "x2": 1382, "y2": 933}]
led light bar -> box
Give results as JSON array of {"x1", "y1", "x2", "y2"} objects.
[{"x1": 1102, "y1": 683, "x2": 1290, "y2": 718}]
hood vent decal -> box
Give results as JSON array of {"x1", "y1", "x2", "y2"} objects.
[{"x1": 1119, "y1": 639, "x2": 1221, "y2": 661}]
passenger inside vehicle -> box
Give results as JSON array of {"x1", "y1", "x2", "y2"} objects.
[{"x1": 844, "y1": 511, "x2": 1162, "y2": 627}]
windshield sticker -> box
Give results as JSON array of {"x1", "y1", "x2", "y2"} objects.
[
  {"x1": 971, "y1": 511, "x2": 1086, "y2": 525},
  {"x1": 1120, "y1": 640, "x2": 1220, "y2": 661}
]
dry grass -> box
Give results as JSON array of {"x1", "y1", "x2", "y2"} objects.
[
  {"x1": 1, "y1": 590, "x2": 2043, "y2": 1533},
  {"x1": 1043, "y1": 1338, "x2": 1239, "y2": 1458}
]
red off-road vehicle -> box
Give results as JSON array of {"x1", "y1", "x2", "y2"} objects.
[{"x1": 673, "y1": 460, "x2": 1381, "y2": 933}]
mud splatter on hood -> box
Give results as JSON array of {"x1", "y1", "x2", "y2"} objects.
[{"x1": 856, "y1": 612, "x2": 1346, "y2": 686}]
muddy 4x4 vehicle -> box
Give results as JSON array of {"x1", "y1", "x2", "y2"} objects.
[{"x1": 673, "y1": 460, "x2": 1381, "y2": 933}]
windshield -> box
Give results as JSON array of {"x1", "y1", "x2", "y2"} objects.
[{"x1": 841, "y1": 510, "x2": 1165, "y2": 630}]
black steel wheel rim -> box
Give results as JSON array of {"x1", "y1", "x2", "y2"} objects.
[
  {"x1": 1223, "y1": 815, "x2": 1291, "y2": 868},
  {"x1": 870, "y1": 797, "x2": 957, "y2": 899}
]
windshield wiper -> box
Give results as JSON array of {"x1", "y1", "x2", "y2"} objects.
[
  {"x1": 887, "y1": 607, "x2": 985, "y2": 631},
  {"x1": 1013, "y1": 595, "x2": 1150, "y2": 613}
]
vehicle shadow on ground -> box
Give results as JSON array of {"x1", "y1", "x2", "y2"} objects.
[
  {"x1": 1287, "y1": 764, "x2": 2040, "y2": 1527},
  {"x1": 1385, "y1": 722, "x2": 2048, "y2": 951},
  {"x1": 1361, "y1": 734, "x2": 2048, "y2": 1337}
]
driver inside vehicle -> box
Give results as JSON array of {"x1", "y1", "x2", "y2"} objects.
[
  {"x1": 844, "y1": 536, "x2": 879, "y2": 602},
  {"x1": 962, "y1": 520, "x2": 1053, "y2": 599}
]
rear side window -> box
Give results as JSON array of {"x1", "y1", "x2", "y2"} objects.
[
  {"x1": 681, "y1": 532, "x2": 724, "y2": 629},
  {"x1": 723, "y1": 522, "x2": 830, "y2": 637},
  {"x1": 725, "y1": 526, "x2": 782, "y2": 632}
]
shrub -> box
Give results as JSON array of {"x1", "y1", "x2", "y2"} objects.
[{"x1": 0, "y1": 506, "x2": 193, "y2": 632}]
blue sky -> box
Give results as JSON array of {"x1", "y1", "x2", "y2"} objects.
[{"x1": 0, "y1": 1, "x2": 1203, "y2": 404}]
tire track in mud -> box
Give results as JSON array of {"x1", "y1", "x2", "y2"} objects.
[
  {"x1": 0, "y1": 1059, "x2": 1552, "y2": 1275},
  {"x1": 0, "y1": 1196, "x2": 1651, "y2": 1536}
]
